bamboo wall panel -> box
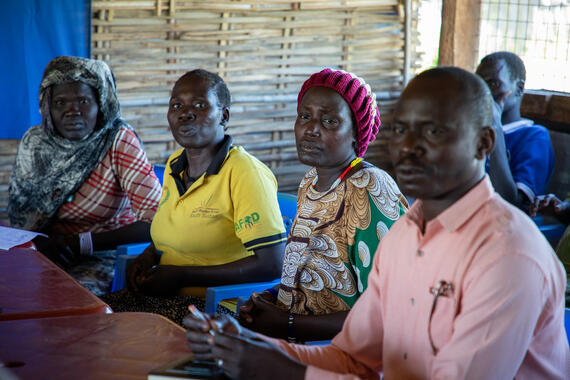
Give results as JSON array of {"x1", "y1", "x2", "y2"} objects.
[{"x1": 0, "y1": 0, "x2": 420, "y2": 223}]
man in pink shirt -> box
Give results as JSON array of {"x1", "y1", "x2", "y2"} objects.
[{"x1": 185, "y1": 67, "x2": 569, "y2": 379}]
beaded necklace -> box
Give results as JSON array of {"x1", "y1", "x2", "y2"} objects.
[{"x1": 311, "y1": 157, "x2": 362, "y2": 191}]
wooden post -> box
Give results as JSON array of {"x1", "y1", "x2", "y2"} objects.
[
  {"x1": 438, "y1": 0, "x2": 481, "y2": 71},
  {"x1": 403, "y1": 0, "x2": 411, "y2": 86}
]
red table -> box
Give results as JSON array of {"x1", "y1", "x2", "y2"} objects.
[
  {"x1": 0, "y1": 247, "x2": 111, "y2": 321},
  {"x1": 0, "y1": 312, "x2": 192, "y2": 379}
]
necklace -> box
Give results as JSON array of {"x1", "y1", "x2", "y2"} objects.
[{"x1": 311, "y1": 157, "x2": 362, "y2": 191}]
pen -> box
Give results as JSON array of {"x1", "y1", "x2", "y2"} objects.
[
  {"x1": 188, "y1": 304, "x2": 208, "y2": 322},
  {"x1": 188, "y1": 305, "x2": 217, "y2": 336}
]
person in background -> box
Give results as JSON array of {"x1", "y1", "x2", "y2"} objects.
[
  {"x1": 476, "y1": 51, "x2": 554, "y2": 211},
  {"x1": 185, "y1": 66, "x2": 569, "y2": 380},
  {"x1": 8, "y1": 56, "x2": 162, "y2": 295},
  {"x1": 102, "y1": 69, "x2": 286, "y2": 325},
  {"x1": 531, "y1": 193, "x2": 570, "y2": 304},
  {"x1": 238, "y1": 69, "x2": 408, "y2": 342}
]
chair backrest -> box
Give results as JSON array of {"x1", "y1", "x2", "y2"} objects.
[
  {"x1": 154, "y1": 164, "x2": 166, "y2": 186},
  {"x1": 277, "y1": 192, "x2": 297, "y2": 237}
]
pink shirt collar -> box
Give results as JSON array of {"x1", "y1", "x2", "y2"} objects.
[{"x1": 405, "y1": 175, "x2": 494, "y2": 233}]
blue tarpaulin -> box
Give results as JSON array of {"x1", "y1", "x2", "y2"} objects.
[{"x1": 0, "y1": 0, "x2": 91, "y2": 139}]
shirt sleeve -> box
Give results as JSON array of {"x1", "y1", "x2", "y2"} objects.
[
  {"x1": 110, "y1": 127, "x2": 162, "y2": 223},
  {"x1": 506, "y1": 126, "x2": 554, "y2": 200},
  {"x1": 229, "y1": 153, "x2": 286, "y2": 250},
  {"x1": 260, "y1": 337, "x2": 380, "y2": 380},
  {"x1": 431, "y1": 254, "x2": 548, "y2": 379}
]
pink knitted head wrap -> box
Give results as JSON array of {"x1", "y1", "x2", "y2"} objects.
[{"x1": 297, "y1": 68, "x2": 381, "y2": 157}]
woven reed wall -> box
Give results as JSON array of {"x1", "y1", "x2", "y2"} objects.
[{"x1": 0, "y1": 0, "x2": 420, "y2": 223}]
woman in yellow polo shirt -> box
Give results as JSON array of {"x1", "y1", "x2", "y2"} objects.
[{"x1": 102, "y1": 70, "x2": 286, "y2": 324}]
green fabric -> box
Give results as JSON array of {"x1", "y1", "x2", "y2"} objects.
[{"x1": 342, "y1": 194, "x2": 407, "y2": 307}]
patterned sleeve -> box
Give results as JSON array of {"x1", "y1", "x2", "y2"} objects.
[
  {"x1": 109, "y1": 127, "x2": 162, "y2": 223},
  {"x1": 347, "y1": 168, "x2": 407, "y2": 296}
]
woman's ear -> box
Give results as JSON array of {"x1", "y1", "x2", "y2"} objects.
[
  {"x1": 221, "y1": 107, "x2": 230, "y2": 130},
  {"x1": 476, "y1": 126, "x2": 495, "y2": 160}
]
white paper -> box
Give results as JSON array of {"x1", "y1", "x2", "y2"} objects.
[{"x1": 0, "y1": 226, "x2": 47, "y2": 250}]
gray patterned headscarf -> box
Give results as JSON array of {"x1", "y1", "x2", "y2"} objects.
[{"x1": 9, "y1": 56, "x2": 128, "y2": 230}]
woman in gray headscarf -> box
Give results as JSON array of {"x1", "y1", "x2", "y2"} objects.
[{"x1": 9, "y1": 56, "x2": 162, "y2": 293}]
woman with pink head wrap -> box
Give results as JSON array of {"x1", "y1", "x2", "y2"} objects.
[{"x1": 236, "y1": 69, "x2": 408, "y2": 342}]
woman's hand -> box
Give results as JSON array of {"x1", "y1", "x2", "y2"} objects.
[
  {"x1": 137, "y1": 265, "x2": 183, "y2": 296},
  {"x1": 240, "y1": 292, "x2": 288, "y2": 338},
  {"x1": 33, "y1": 234, "x2": 76, "y2": 269},
  {"x1": 126, "y1": 244, "x2": 158, "y2": 292},
  {"x1": 530, "y1": 194, "x2": 570, "y2": 219},
  {"x1": 238, "y1": 290, "x2": 275, "y2": 325}
]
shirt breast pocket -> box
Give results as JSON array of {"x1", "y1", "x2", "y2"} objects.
[{"x1": 428, "y1": 295, "x2": 457, "y2": 353}]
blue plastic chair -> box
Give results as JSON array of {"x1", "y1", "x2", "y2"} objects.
[
  {"x1": 110, "y1": 243, "x2": 151, "y2": 292},
  {"x1": 203, "y1": 192, "x2": 297, "y2": 312},
  {"x1": 109, "y1": 164, "x2": 165, "y2": 292},
  {"x1": 154, "y1": 164, "x2": 166, "y2": 185},
  {"x1": 204, "y1": 279, "x2": 281, "y2": 314},
  {"x1": 277, "y1": 192, "x2": 297, "y2": 237},
  {"x1": 532, "y1": 215, "x2": 566, "y2": 248}
]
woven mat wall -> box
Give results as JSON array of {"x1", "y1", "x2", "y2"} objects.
[{"x1": 0, "y1": 0, "x2": 420, "y2": 222}]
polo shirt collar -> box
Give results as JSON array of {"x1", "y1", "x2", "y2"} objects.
[
  {"x1": 169, "y1": 135, "x2": 233, "y2": 195},
  {"x1": 405, "y1": 175, "x2": 494, "y2": 233},
  {"x1": 503, "y1": 118, "x2": 533, "y2": 134}
]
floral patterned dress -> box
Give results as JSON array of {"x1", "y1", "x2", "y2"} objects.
[{"x1": 277, "y1": 162, "x2": 408, "y2": 315}]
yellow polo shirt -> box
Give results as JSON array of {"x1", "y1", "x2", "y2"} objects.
[{"x1": 151, "y1": 138, "x2": 286, "y2": 270}]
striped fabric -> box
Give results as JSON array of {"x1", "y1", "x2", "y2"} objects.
[{"x1": 50, "y1": 127, "x2": 162, "y2": 235}]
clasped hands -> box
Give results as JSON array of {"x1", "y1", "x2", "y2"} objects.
[
  {"x1": 33, "y1": 233, "x2": 82, "y2": 269},
  {"x1": 183, "y1": 305, "x2": 305, "y2": 380},
  {"x1": 126, "y1": 244, "x2": 181, "y2": 295}
]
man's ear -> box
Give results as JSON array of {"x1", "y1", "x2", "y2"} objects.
[
  {"x1": 476, "y1": 126, "x2": 495, "y2": 159},
  {"x1": 221, "y1": 107, "x2": 230, "y2": 130},
  {"x1": 515, "y1": 79, "x2": 525, "y2": 97}
]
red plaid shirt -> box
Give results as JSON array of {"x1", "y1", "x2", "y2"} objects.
[{"x1": 50, "y1": 127, "x2": 162, "y2": 234}]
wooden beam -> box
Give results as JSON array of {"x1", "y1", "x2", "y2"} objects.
[
  {"x1": 438, "y1": 0, "x2": 481, "y2": 71},
  {"x1": 521, "y1": 91, "x2": 570, "y2": 133}
]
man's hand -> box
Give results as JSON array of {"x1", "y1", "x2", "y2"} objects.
[
  {"x1": 212, "y1": 326, "x2": 307, "y2": 380},
  {"x1": 530, "y1": 194, "x2": 570, "y2": 221},
  {"x1": 184, "y1": 312, "x2": 255, "y2": 362},
  {"x1": 185, "y1": 312, "x2": 304, "y2": 379},
  {"x1": 490, "y1": 91, "x2": 511, "y2": 144}
]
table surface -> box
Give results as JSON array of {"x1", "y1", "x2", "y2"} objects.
[
  {"x1": 0, "y1": 247, "x2": 111, "y2": 321},
  {"x1": 0, "y1": 312, "x2": 192, "y2": 380}
]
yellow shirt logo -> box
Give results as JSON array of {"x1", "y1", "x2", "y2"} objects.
[{"x1": 235, "y1": 212, "x2": 260, "y2": 232}]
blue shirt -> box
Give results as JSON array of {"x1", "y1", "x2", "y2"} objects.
[{"x1": 503, "y1": 119, "x2": 554, "y2": 200}]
